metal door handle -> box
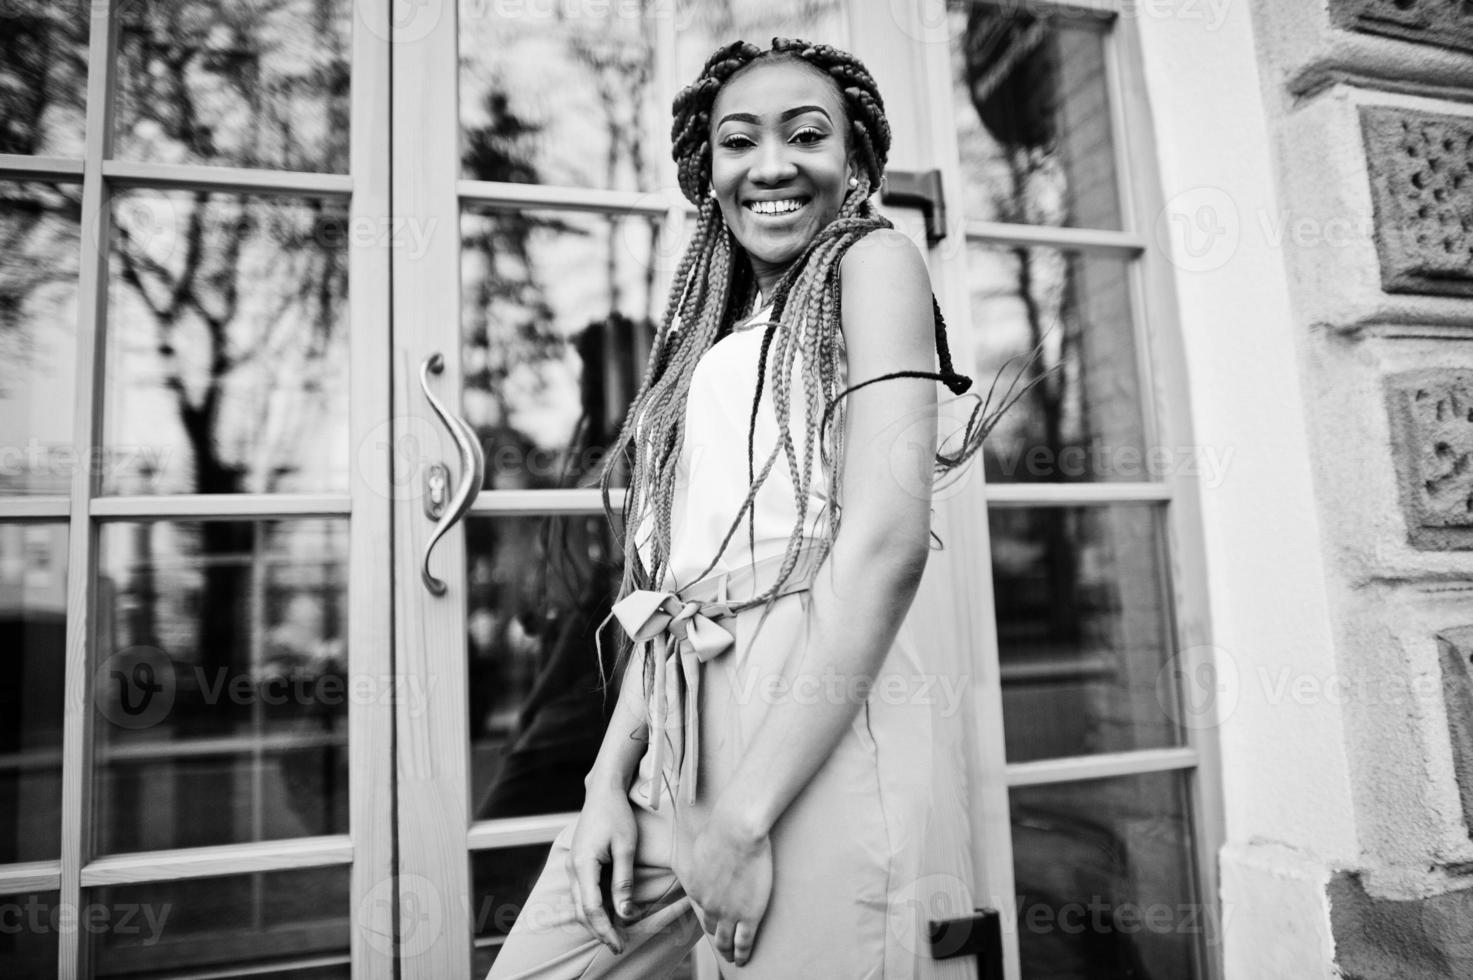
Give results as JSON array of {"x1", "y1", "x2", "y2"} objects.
[{"x1": 419, "y1": 352, "x2": 485, "y2": 596}]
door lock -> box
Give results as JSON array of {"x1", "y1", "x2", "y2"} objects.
[{"x1": 423, "y1": 462, "x2": 450, "y2": 520}]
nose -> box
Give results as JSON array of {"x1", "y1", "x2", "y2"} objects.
[{"x1": 748, "y1": 135, "x2": 797, "y2": 185}]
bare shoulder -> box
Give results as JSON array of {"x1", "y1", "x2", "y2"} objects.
[{"x1": 838, "y1": 228, "x2": 934, "y2": 369}]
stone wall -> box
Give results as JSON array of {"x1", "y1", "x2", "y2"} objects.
[{"x1": 1246, "y1": 1, "x2": 1473, "y2": 975}]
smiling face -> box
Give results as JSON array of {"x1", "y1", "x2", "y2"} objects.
[{"x1": 708, "y1": 58, "x2": 858, "y2": 299}]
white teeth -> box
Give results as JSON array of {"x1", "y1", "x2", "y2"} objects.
[{"x1": 748, "y1": 199, "x2": 805, "y2": 214}]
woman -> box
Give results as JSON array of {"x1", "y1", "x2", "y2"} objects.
[{"x1": 488, "y1": 36, "x2": 1025, "y2": 980}]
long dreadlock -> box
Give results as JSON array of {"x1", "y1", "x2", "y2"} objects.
[{"x1": 596, "y1": 37, "x2": 1043, "y2": 690}]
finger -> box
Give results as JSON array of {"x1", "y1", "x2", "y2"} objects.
[
  {"x1": 734, "y1": 921, "x2": 757, "y2": 966},
  {"x1": 574, "y1": 856, "x2": 624, "y2": 953},
  {"x1": 565, "y1": 854, "x2": 586, "y2": 932},
  {"x1": 714, "y1": 918, "x2": 736, "y2": 962},
  {"x1": 566, "y1": 856, "x2": 604, "y2": 945},
  {"x1": 610, "y1": 837, "x2": 638, "y2": 921}
]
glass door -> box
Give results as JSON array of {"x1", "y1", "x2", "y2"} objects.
[
  {"x1": 880, "y1": 3, "x2": 1228, "y2": 979},
  {"x1": 387, "y1": 3, "x2": 959, "y2": 978},
  {"x1": 1, "y1": 1, "x2": 1221, "y2": 978},
  {"x1": 0, "y1": 0, "x2": 393, "y2": 976}
]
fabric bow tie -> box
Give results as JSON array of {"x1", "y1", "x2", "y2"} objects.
[{"x1": 596, "y1": 589, "x2": 737, "y2": 810}]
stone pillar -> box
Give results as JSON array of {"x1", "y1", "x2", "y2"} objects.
[{"x1": 1245, "y1": 1, "x2": 1473, "y2": 975}]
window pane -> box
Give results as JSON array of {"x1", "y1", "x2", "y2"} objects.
[
  {"x1": 113, "y1": 0, "x2": 352, "y2": 173},
  {"x1": 89, "y1": 866, "x2": 350, "y2": 978},
  {"x1": 0, "y1": 4, "x2": 88, "y2": 157},
  {"x1": 948, "y1": 1, "x2": 1122, "y2": 229},
  {"x1": 1011, "y1": 771, "x2": 1208, "y2": 979},
  {"x1": 990, "y1": 505, "x2": 1181, "y2": 763},
  {"x1": 468, "y1": 514, "x2": 622, "y2": 822},
  {"x1": 0, "y1": 181, "x2": 82, "y2": 497},
  {"x1": 675, "y1": 0, "x2": 850, "y2": 88},
  {"x1": 964, "y1": 244, "x2": 1146, "y2": 484},
  {"x1": 0, "y1": 524, "x2": 66, "y2": 864},
  {"x1": 0, "y1": 890, "x2": 59, "y2": 978},
  {"x1": 471, "y1": 843, "x2": 558, "y2": 974},
  {"x1": 458, "y1": 0, "x2": 659, "y2": 190},
  {"x1": 103, "y1": 191, "x2": 350, "y2": 496},
  {"x1": 93, "y1": 520, "x2": 349, "y2": 854},
  {"x1": 461, "y1": 208, "x2": 663, "y2": 491}
]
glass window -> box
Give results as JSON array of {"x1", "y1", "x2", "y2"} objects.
[
  {"x1": 113, "y1": 0, "x2": 353, "y2": 174},
  {"x1": 458, "y1": 0, "x2": 660, "y2": 190},
  {"x1": 89, "y1": 866, "x2": 350, "y2": 977},
  {"x1": 102, "y1": 191, "x2": 351, "y2": 496},
  {"x1": 460, "y1": 207, "x2": 665, "y2": 491},
  {"x1": 0, "y1": 181, "x2": 82, "y2": 497},
  {"x1": 964, "y1": 244, "x2": 1147, "y2": 484},
  {"x1": 468, "y1": 513, "x2": 623, "y2": 822},
  {"x1": 471, "y1": 844, "x2": 559, "y2": 974},
  {"x1": 93, "y1": 520, "x2": 349, "y2": 854},
  {"x1": 0, "y1": 524, "x2": 67, "y2": 862},
  {"x1": 675, "y1": 0, "x2": 850, "y2": 87},
  {"x1": 0, "y1": 890, "x2": 60, "y2": 978},
  {"x1": 990, "y1": 505, "x2": 1181, "y2": 763},
  {"x1": 948, "y1": 1, "x2": 1122, "y2": 229},
  {"x1": 0, "y1": 4, "x2": 89, "y2": 157},
  {"x1": 1010, "y1": 771, "x2": 1208, "y2": 979}
]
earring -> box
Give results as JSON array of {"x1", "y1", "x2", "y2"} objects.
[
  {"x1": 708, "y1": 186, "x2": 717, "y2": 199},
  {"x1": 848, "y1": 175, "x2": 859, "y2": 189}
]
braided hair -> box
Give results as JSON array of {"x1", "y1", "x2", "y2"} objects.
[{"x1": 597, "y1": 37, "x2": 1037, "y2": 682}]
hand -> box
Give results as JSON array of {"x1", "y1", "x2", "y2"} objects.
[
  {"x1": 564, "y1": 784, "x2": 641, "y2": 955},
  {"x1": 673, "y1": 807, "x2": 773, "y2": 966}
]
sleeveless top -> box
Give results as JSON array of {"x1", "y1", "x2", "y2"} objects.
[{"x1": 633, "y1": 301, "x2": 840, "y2": 590}]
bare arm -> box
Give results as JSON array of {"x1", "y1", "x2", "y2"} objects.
[
  {"x1": 566, "y1": 648, "x2": 652, "y2": 955},
  {"x1": 583, "y1": 650, "x2": 651, "y2": 797},
  {"x1": 711, "y1": 227, "x2": 939, "y2": 840}
]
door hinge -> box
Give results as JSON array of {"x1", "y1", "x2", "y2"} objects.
[
  {"x1": 880, "y1": 168, "x2": 947, "y2": 246},
  {"x1": 928, "y1": 907, "x2": 1003, "y2": 980}
]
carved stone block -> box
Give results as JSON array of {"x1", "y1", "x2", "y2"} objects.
[
  {"x1": 1385, "y1": 369, "x2": 1473, "y2": 550},
  {"x1": 1359, "y1": 106, "x2": 1473, "y2": 298},
  {"x1": 1331, "y1": 0, "x2": 1473, "y2": 53}
]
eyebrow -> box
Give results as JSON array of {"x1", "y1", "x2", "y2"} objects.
[{"x1": 716, "y1": 105, "x2": 832, "y2": 127}]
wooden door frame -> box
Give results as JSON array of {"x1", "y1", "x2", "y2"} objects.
[{"x1": 390, "y1": 1, "x2": 477, "y2": 977}]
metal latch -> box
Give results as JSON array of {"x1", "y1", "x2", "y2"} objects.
[
  {"x1": 880, "y1": 168, "x2": 948, "y2": 246},
  {"x1": 928, "y1": 907, "x2": 1003, "y2": 980}
]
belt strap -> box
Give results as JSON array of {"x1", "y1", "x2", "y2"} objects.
[{"x1": 595, "y1": 548, "x2": 819, "y2": 809}]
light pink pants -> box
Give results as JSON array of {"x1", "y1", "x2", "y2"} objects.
[{"x1": 486, "y1": 548, "x2": 978, "y2": 980}]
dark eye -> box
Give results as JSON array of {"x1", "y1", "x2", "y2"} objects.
[
  {"x1": 719, "y1": 134, "x2": 754, "y2": 149},
  {"x1": 791, "y1": 127, "x2": 824, "y2": 144}
]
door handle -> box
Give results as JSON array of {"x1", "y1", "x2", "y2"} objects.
[{"x1": 418, "y1": 352, "x2": 485, "y2": 596}]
